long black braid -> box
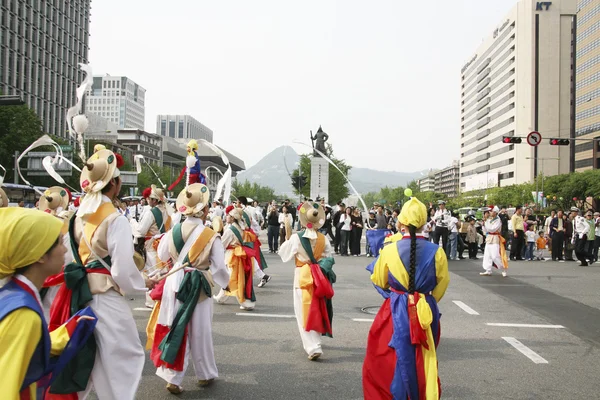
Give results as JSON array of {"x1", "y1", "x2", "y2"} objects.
[{"x1": 408, "y1": 224, "x2": 417, "y2": 294}]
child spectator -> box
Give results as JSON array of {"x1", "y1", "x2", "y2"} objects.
[
  {"x1": 525, "y1": 224, "x2": 536, "y2": 261},
  {"x1": 536, "y1": 231, "x2": 547, "y2": 261}
]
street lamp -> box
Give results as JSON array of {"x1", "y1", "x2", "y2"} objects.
[{"x1": 526, "y1": 157, "x2": 560, "y2": 209}]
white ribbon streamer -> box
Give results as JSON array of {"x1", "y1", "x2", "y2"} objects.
[
  {"x1": 66, "y1": 63, "x2": 93, "y2": 162},
  {"x1": 0, "y1": 163, "x2": 6, "y2": 186},
  {"x1": 135, "y1": 154, "x2": 167, "y2": 189},
  {"x1": 17, "y1": 135, "x2": 67, "y2": 196},
  {"x1": 198, "y1": 139, "x2": 232, "y2": 205},
  {"x1": 291, "y1": 140, "x2": 371, "y2": 229}
]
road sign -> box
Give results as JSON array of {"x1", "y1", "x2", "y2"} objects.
[
  {"x1": 527, "y1": 131, "x2": 542, "y2": 146},
  {"x1": 59, "y1": 145, "x2": 73, "y2": 152}
]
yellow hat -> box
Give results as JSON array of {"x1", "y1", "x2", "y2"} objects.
[
  {"x1": 0, "y1": 208, "x2": 63, "y2": 278},
  {"x1": 176, "y1": 183, "x2": 210, "y2": 217},
  {"x1": 399, "y1": 196, "x2": 427, "y2": 229}
]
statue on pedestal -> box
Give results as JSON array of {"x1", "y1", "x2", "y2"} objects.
[{"x1": 310, "y1": 126, "x2": 329, "y2": 157}]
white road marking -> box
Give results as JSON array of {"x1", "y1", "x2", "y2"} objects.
[
  {"x1": 133, "y1": 307, "x2": 152, "y2": 312},
  {"x1": 235, "y1": 313, "x2": 295, "y2": 318},
  {"x1": 502, "y1": 337, "x2": 549, "y2": 364},
  {"x1": 487, "y1": 323, "x2": 564, "y2": 329},
  {"x1": 352, "y1": 318, "x2": 375, "y2": 322},
  {"x1": 452, "y1": 301, "x2": 480, "y2": 315}
]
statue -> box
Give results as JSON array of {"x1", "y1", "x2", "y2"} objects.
[{"x1": 310, "y1": 126, "x2": 329, "y2": 157}]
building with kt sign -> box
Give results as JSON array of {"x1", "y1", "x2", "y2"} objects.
[{"x1": 459, "y1": 0, "x2": 577, "y2": 191}]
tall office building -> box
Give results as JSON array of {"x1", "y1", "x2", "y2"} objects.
[
  {"x1": 156, "y1": 115, "x2": 214, "y2": 143},
  {"x1": 459, "y1": 0, "x2": 577, "y2": 192},
  {"x1": 574, "y1": 0, "x2": 600, "y2": 170},
  {"x1": 0, "y1": 0, "x2": 91, "y2": 139},
  {"x1": 85, "y1": 75, "x2": 146, "y2": 130}
]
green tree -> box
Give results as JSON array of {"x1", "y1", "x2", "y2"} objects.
[
  {"x1": 292, "y1": 143, "x2": 351, "y2": 204},
  {"x1": 232, "y1": 180, "x2": 277, "y2": 203},
  {"x1": 0, "y1": 102, "x2": 43, "y2": 183}
]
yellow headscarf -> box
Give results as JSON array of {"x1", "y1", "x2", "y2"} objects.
[
  {"x1": 0, "y1": 208, "x2": 63, "y2": 278},
  {"x1": 187, "y1": 139, "x2": 198, "y2": 155},
  {"x1": 399, "y1": 196, "x2": 427, "y2": 229}
]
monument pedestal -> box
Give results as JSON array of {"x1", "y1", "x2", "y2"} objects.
[{"x1": 310, "y1": 157, "x2": 329, "y2": 202}]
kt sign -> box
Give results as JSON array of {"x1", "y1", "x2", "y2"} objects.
[{"x1": 536, "y1": 2, "x2": 552, "y2": 11}]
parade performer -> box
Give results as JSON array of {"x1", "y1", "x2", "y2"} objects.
[
  {"x1": 363, "y1": 192, "x2": 449, "y2": 399},
  {"x1": 278, "y1": 202, "x2": 336, "y2": 360},
  {"x1": 236, "y1": 196, "x2": 271, "y2": 287},
  {"x1": 147, "y1": 183, "x2": 229, "y2": 394},
  {"x1": 168, "y1": 139, "x2": 206, "y2": 190},
  {"x1": 0, "y1": 207, "x2": 97, "y2": 400},
  {"x1": 480, "y1": 206, "x2": 509, "y2": 277},
  {"x1": 37, "y1": 186, "x2": 75, "y2": 321},
  {"x1": 136, "y1": 185, "x2": 173, "y2": 273},
  {"x1": 48, "y1": 148, "x2": 155, "y2": 399},
  {"x1": 213, "y1": 207, "x2": 263, "y2": 310}
]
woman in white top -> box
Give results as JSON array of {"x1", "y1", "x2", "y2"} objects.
[
  {"x1": 339, "y1": 207, "x2": 353, "y2": 256},
  {"x1": 279, "y1": 206, "x2": 294, "y2": 246}
]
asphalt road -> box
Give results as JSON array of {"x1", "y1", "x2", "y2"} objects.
[{"x1": 86, "y1": 245, "x2": 600, "y2": 400}]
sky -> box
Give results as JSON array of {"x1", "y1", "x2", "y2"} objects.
[{"x1": 88, "y1": 0, "x2": 519, "y2": 172}]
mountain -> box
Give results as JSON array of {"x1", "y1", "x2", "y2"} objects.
[{"x1": 235, "y1": 146, "x2": 426, "y2": 196}]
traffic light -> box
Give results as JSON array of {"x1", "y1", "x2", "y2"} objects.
[
  {"x1": 549, "y1": 139, "x2": 570, "y2": 146},
  {"x1": 291, "y1": 175, "x2": 307, "y2": 189},
  {"x1": 502, "y1": 136, "x2": 522, "y2": 144}
]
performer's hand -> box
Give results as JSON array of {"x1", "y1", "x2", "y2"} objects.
[{"x1": 145, "y1": 276, "x2": 159, "y2": 289}]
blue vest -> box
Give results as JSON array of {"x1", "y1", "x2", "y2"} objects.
[{"x1": 0, "y1": 280, "x2": 51, "y2": 396}]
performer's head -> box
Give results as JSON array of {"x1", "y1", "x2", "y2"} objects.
[
  {"x1": 186, "y1": 139, "x2": 199, "y2": 155},
  {"x1": 0, "y1": 187, "x2": 8, "y2": 208},
  {"x1": 236, "y1": 196, "x2": 248, "y2": 208},
  {"x1": 0, "y1": 208, "x2": 66, "y2": 284},
  {"x1": 176, "y1": 183, "x2": 210, "y2": 220},
  {"x1": 399, "y1": 191, "x2": 427, "y2": 294},
  {"x1": 298, "y1": 202, "x2": 325, "y2": 232},
  {"x1": 490, "y1": 206, "x2": 499, "y2": 218},
  {"x1": 228, "y1": 207, "x2": 246, "y2": 229},
  {"x1": 79, "y1": 149, "x2": 123, "y2": 216},
  {"x1": 38, "y1": 186, "x2": 70, "y2": 216},
  {"x1": 146, "y1": 185, "x2": 167, "y2": 207}
]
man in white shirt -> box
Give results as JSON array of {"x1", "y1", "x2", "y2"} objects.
[
  {"x1": 447, "y1": 212, "x2": 459, "y2": 260},
  {"x1": 433, "y1": 200, "x2": 451, "y2": 257},
  {"x1": 571, "y1": 207, "x2": 590, "y2": 266}
]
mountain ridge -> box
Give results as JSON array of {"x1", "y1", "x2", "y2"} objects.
[{"x1": 235, "y1": 146, "x2": 427, "y2": 195}]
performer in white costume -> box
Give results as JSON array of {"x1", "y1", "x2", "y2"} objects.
[
  {"x1": 279, "y1": 202, "x2": 336, "y2": 360},
  {"x1": 480, "y1": 206, "x2": 509, "y2": 277},
  {"x1": 53, "y1": 148, "x2": 156, "y2": 399},
  {"x1": 150, "y1": 183, "x2": 229, "y2": 394}
]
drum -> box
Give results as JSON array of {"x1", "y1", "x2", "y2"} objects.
[
  {"x1": 134, "y1": 251, "x2": 146, "y2": 271},
  {"x1": 212, "y1": 216, "x2": 223, "y2": 234}
]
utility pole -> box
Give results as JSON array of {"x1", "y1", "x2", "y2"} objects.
[{"x1": 13, "y1": 151, "x2": 20, "y2": 184}]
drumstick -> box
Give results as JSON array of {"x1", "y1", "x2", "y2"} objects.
[{"x1": 157, "y1": 261, "x2": 191, "y2": 282}]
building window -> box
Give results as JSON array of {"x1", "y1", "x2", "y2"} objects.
[
  {"x1": 178, "y1": 121, "x2": 184, "y2": 138},
  {"x1": 169, "y1": 120, "x2": 175, "y2": 138}
]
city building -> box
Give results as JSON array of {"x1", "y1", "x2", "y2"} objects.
[
  {"x1": 574, "y1": 0, "x2": 600, "y2": 171},
  {"x1": 0, "y1": 0, "x2": 92, "y2": 139},
  {"x1": 418, "y1": 170, "x2": 437, "y2": 192},
  {"x1": 117, "y1": 129, "x2": 162, "y2": 166},
  {"x1": 459, "y1": 0, "x2": 577, "y2": 192},
  {"x1": 85, "y1": 75, "x2": 146, "y2": 130},
  {"x1": 156, "y1": 115, "x2": 214, "y2": 143},
  {"x1": 435, "y1": 161, "x2": 460, "y2": 198}
]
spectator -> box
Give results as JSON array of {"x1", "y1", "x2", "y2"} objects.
[
  {"x1": 279, "y1": 205, "x2": 293, "y2": 246},
  {"x1": 375, "y1": 205, "x2": 387, "y2": 229},
  {"x1": 447, "y1": 211, "x2": 459, "y2": 260},
  {"x1": 339, "y1": 207, "x2": 353, "y2": 256},
  {"x1": 510, "y1": 206, "x2": 525, "y2": 261},
  {"x1": 524, "y1": 224, "x2": 536, "y2": 261},
  {"x1": 564, "y1": 211, "x2": 575, "y2": 261},
  {"x1": 350, "y1": 207, "x2": 363, "y2": 256},
  {"x1": 549, "y1": 210, "x2": 565, "y2": 261},
  {"x1": 333, "y1": 203, "x2": 346, "y2": 254},
  {"x1": 365, "y1": 211, "x2": 377, "y2": 257},
  {"x1": 267, "y1": 205, "x2": 280, "y2": 253},
  {"x1": 465, "y1": 216, "x2": 479, "y2": 260},
  {"x1": 594, "y1": 212, "x2": 600, "y2": 263},
  {"x1": 536, "y1": 231, "x2": 547, "y2": 261}
]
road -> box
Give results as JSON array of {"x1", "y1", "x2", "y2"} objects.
[{"x1": 87, "y1": 246, "x2": 600, "y2": 399}]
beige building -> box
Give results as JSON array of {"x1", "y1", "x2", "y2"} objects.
[
  {"x1": 574, "y1": 0, "x2": 600, "y2": 170},
  {"x1": 418, "y1": 170, "x2": 437, "y2": 192},
  {"x1": 435, "y1": 161, "x2": 460, "y2": 198},
  {"x1": 459, "y1": 0, "x2": 577, "y2": 191}
]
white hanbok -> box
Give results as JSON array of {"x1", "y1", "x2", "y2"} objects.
[{"x1": 482, "y1": 217, "x2": 506, "y2": 273}]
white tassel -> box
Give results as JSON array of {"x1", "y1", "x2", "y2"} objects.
[{"x1": 66, "y1": 64, "x2": 93, "y2": 162}]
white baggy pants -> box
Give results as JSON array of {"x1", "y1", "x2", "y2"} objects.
[
  {"x1": 156, "y1": 297, "x2": 219, "y2": 386},
  {"x1": 482, "y1": 243, "x2": 506, "y2": 273},
  {"x1": 78, "y1": 290, "x2": 145, "y2": 400}
]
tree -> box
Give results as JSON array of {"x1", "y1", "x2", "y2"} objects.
[
  {"x1": 232, "y1": 180, "x2": 277, "y2": 203},
  {"x1": 0, "y1": 102, "x2": 43, "y2": 183},
  {"x1": 291, "y1": 143, "x2": 351, "y2": 204}
]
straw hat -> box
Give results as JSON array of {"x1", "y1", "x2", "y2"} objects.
[
  {"x1": 79, "y1": 149, "x2": 119, "y2": 193},
  {"x1": 0, "y1": 187, "x2": 8, "y2": 208},
  {"x1": 228, "y1": 207, "x2": 245, "y2": 225},
  {"x1": 148, "y1": 184, "x2": 167, "y2": 203},
  {"x1": 176, "y1": 183, "x2": 210, "y2": 217},
  {"x1": 38, "y1": 186, "x2": 70, "y2": 213},
  {"x1": 299, "y1": 202, "x2": 326, "y2": 230}
]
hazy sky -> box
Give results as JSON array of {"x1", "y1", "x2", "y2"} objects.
[{"x1": 88, "y1": 0, "x2": 518, "y2": 172}]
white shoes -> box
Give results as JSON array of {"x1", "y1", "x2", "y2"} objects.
[
  {"x1": 479, "y1": 271, "x2": 492, "y2": 276},
  {"x1": 502, "y1": 271, "x2": 507, "y2": 277}
]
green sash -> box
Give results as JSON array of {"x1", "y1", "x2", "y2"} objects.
[{"x1": 151, "y1": 207, "x2": 165, "y2": 233}]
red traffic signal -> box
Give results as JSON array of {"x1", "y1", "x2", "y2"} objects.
[
  {"x1": 549, "y1": 139, "x2": 570, "y2": 146},
  {"x1": 502, "y1": 136, "x2": 522, "y2": 144}
]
